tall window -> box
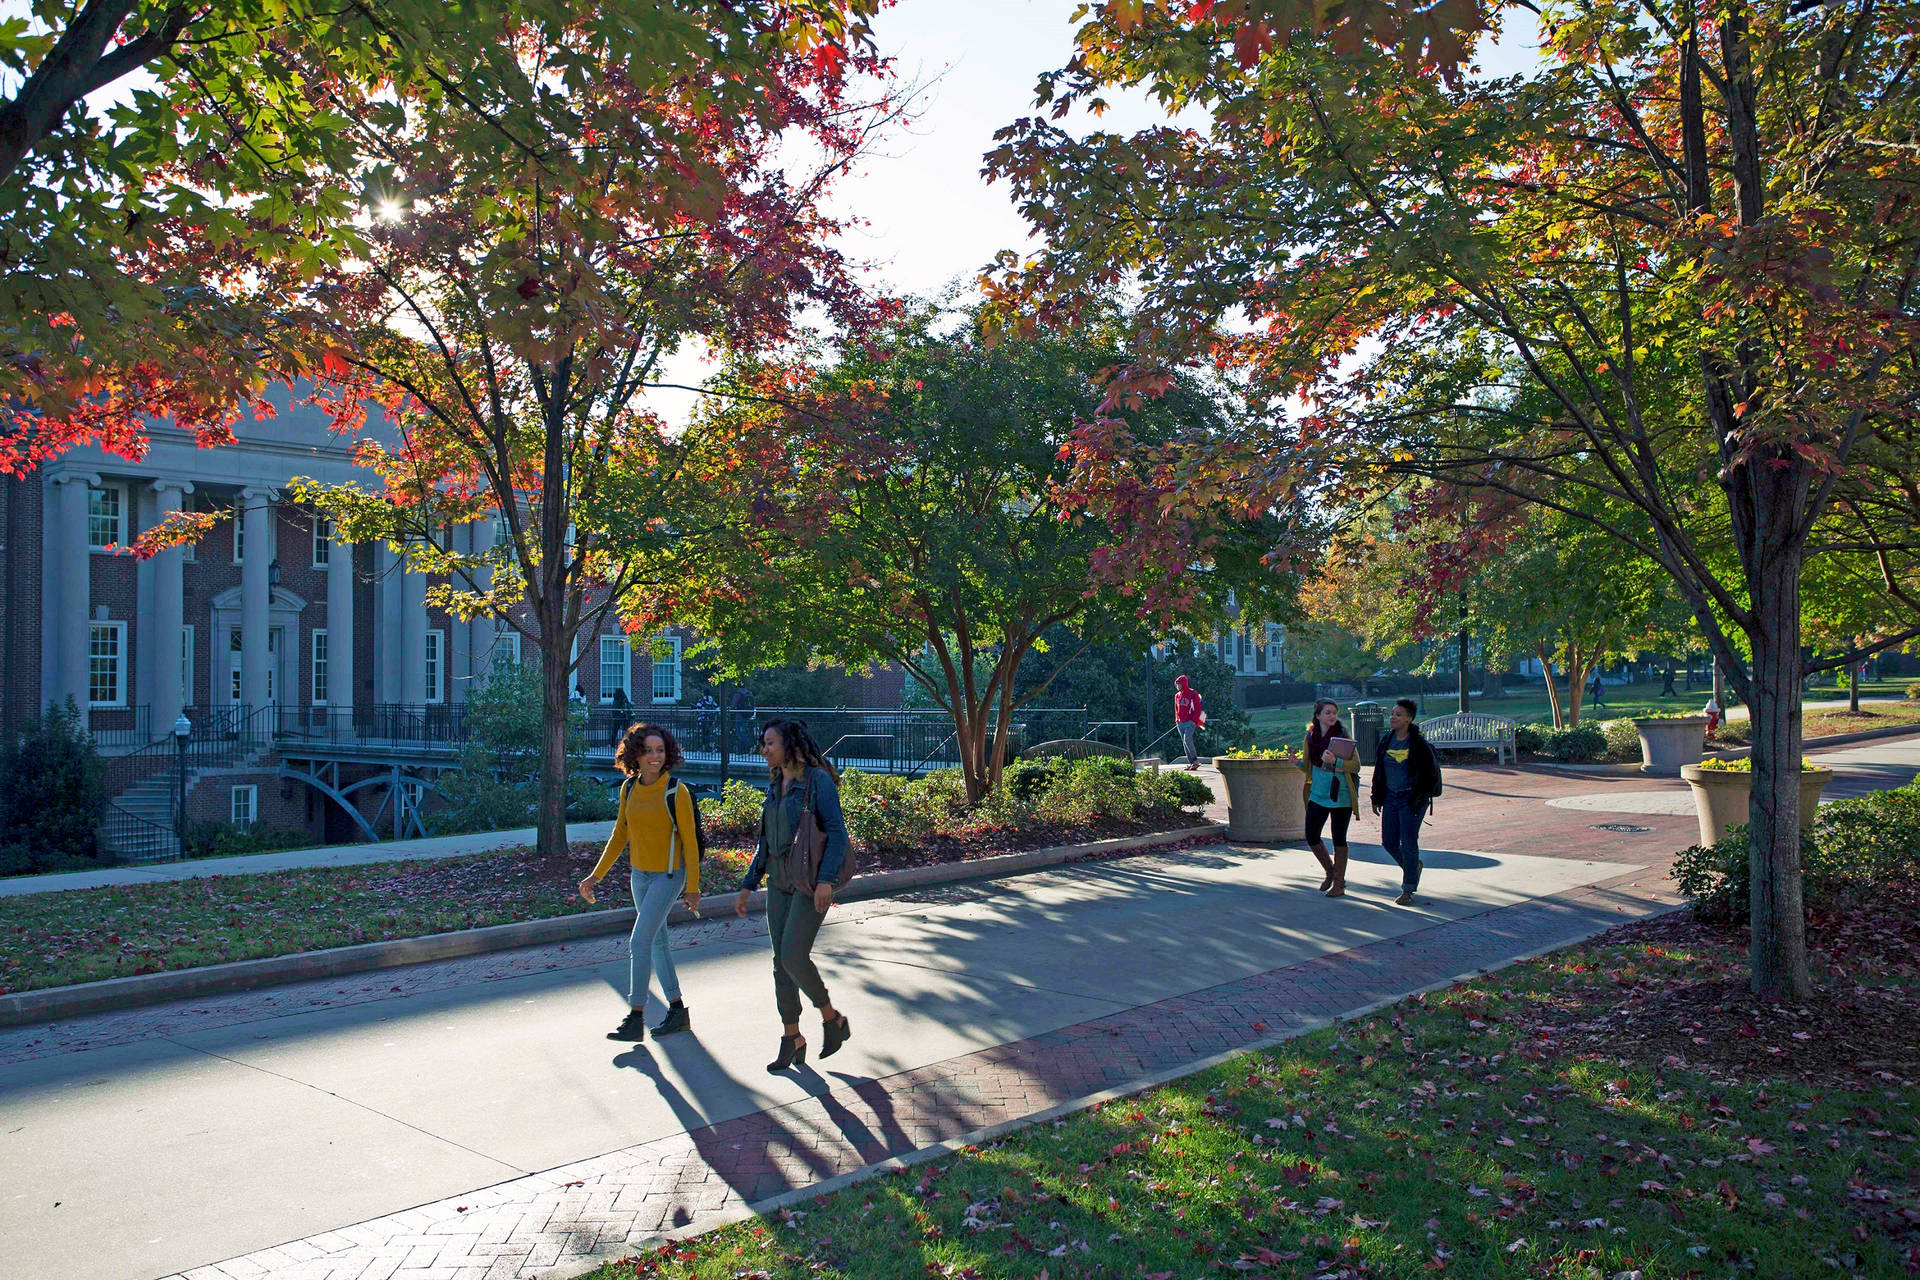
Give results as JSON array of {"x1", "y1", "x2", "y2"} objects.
[
  {"x1": 181, "y1": 626, "x2": 195, "y2": 706},
  {"x1": 87, "y1": 484, "x2": 124, "y2": 550},
  {"x1": 311, "y1": 629, "x2": 329, "y2": 705},
  {"x1": 313, "y1": 515, "x2": 332, "y2": 567},
  {"x1": 650, "y1": 634, "x2": 682, "y2": 704},
  {"x1": 599, "y1": 634, "x2": 632, "y2": 703},
  {"x1": 424, "y1": 630, "x2": 445, "y2": 704},
  {"x1": 231, "y1": 785, "x2": 257, "y2": 827},
  {"x1": 88, "y1": 621, "x2": 127, "y2": 706}
]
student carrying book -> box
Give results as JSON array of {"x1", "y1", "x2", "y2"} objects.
[{"x1": 1296, "y1": 699, "x2": 1362, "y2": 897}]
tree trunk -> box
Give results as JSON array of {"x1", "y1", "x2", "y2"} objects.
[
  {"x1": 1848, "y1": 664, "x2": 1861, "y2": 714},
  {"x1": 1744, "y1": 566, "x2": 1811, "y2": 1001},
  {"x1": 537, "y1": 630, "x2": 571, "y2": 858},
  {"x1": 1537, "y1": 642, "x2": 1563, "y2": 728},
  {"x1": 1457, "y1": 590, "x2": 1471, "y2": 712}
]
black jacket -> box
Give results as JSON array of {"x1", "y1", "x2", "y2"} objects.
[{"x1": 1371, "y1": 725, "x2": 1441, "y2": 809}]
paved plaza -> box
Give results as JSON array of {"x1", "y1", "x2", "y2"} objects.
[{"x1": 1, "y1": 738, "x2": 1914, "y2": 1280}]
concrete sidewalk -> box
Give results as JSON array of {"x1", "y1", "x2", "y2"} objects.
[{"x1": 1, "y1": 836, "x2": 1654, "y2": 1280}]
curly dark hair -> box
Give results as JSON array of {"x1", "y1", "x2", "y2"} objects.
[
  {"x1": 614, "y1": 722, "x2": 685, "y2": 776},
  {"x1": 758, "y1": 717, "x2": 839, "y2": 783}
]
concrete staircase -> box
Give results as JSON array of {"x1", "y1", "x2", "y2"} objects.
[
  {"x1": 107, "y1": 777, "x2": 182, "y2": 863},
  {"x1": 103, "y1": 744, "x2": 277, "y2": 864}
]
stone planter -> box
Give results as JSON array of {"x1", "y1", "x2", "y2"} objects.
[
  {"x1": 1633, "y1": 716, "x2": 1709, "y2": 776},
  {"x1": 1679, "y1": 764, "x2": 1836, "y2": 847},
  {"x1": 1215, "y1": 756, "x2": 1307, "y2": 843}
]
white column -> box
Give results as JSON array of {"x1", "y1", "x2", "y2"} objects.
[
  {"x1": 51, "y1": 473, "x2": 97, "y2": 713},
  {"x1": 400, "y1": 552, "x2": 427, "y2": 704},
  {"x1": 469, "y1": 519, "x2": 496, "y2": 679},
  {"x1": 239, "y1": 486, "x2": 272, "y2": 716},
  {"x1": 150, "y1": 481, "x2": 192, "y2": 729},
  {"x1": 326, "y1": 528, "x2": 355, "y2": 730}
]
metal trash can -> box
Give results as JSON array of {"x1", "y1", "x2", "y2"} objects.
[{"x1": 1350, "y1": 701, "x2": 1384, "y2": 764}]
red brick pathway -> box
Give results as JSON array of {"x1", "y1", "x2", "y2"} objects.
[{"x1": 141, "y1": 764, "x2": 1705, "y2": 1280}]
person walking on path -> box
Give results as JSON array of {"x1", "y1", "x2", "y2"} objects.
[
  {"x1": 1297, "y1": 699, "x2": 1362, "y2": 897},
  {"x1": 579, "y1": 724, "x2": 702, "y2": 1042},
  {"x1": 1370, "y1": 698, "x2": 1442, "y2": 906},
  {"x1": 1173, "y1": 675, "x2": 1206, "y2": 770},
  {"x1": 608, "y1": 687, "x2": 631, "y2": 746},
  {"x1": 1588, "y1": 669, "x2": 1606, "y2": 708},
  {"x1": 735, "y1": 718, "x2": 853, "y2": 1073}
]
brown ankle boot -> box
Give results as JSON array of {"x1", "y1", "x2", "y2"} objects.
[
  {"x1": 1309, "y1": 843, "x2": 1335, "y2": 893},
  {"x1": 1325, "y1": 845, "x2": 1349, "y2": 897}
]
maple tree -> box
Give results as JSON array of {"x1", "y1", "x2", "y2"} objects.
[
  {"x1": 0, "y1": 0, "x2": 882, "y2": 477},
  {"x1": 986, "y1": 0, "x2": 1920, "y2": 999},
  {"x1": 285, "y1": 4, "x2": 892, "y2": 857},
  {"x1": 628, "y1": 305, "x2": 1290, "y2": 802}
]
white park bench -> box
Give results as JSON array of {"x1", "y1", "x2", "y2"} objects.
[{"x1": 1417, "y1": 712, "x2": 1518, "y2": 765}]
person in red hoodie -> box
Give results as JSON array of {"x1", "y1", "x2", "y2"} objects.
[{"x1": 1173, "y1": 674, "x2": 1206, "y2": 770}]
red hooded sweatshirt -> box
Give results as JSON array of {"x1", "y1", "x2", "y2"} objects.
[{"x1": 1173, "y1": 675, "x2": 1205, "y2": 726}]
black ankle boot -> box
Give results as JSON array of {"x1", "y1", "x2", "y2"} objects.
[
  {"x1": 821, "y1": 1012, "x2": 852, "y2": 1058},
  {"x1": 767, "y1": 1033, "x2": 806, "y2": 1072},
  {"x1": 651, "y1": 1004, "x2": 691, "y2": 1037}
]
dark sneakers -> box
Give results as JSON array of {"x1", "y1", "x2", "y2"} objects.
[
  {"x1": 606, "y1": 1010, "x2": 647, "y2": 1042},
  {"x1": 651, "y1": 1005, "x2": 692, "y2": 1037}
]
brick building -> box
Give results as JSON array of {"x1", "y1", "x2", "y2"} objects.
[{"x1": 0, "y1": 395, "x2": 904, "y2": 854}]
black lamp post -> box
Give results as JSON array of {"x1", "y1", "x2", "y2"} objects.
[
  {"x1": 268, "y1": 558, "x2": 283, "y2": 588},
  {"x1": 172, "y1": 712, "x2": 192, "y2": 854}
]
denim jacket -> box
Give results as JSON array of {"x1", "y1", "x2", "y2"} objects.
[{"x1": 742, "y1": 767, "x2": 849, "y2": 890}]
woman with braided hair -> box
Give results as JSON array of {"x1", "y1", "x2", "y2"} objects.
[{"x1": 735, "y1": 718, "x2": 853, "y2": 1072}]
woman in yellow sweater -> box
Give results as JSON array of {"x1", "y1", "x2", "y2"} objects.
[{"x1": 578, "y1": 723, "x2": 701, "y2": 1043}]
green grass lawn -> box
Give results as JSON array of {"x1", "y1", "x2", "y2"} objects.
[
  {"x1": 580, "y1": 899, "x2": 1919, "y2": 1280},
  {"x1": 0, "y1": 843, "x2": 754, "y2": 994}
]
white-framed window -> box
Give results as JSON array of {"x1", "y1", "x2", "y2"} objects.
[
  {"x1": 87, "y1": 484, "x2": 125, "y2": 550},
  {"x1": 312, "y1": 514, "x2": 332, "y2": 567},
  {"x1": 231, "y1": 785, "x2": 257, "y2": 827},
  {"x1": 649, "y1": 634, "x2": 682, "y2": 704},
  {"x1": 424, "y1": 629, "x2": 445, "y2": 704},
  {"x1": 487, "y1": 630, "x2": 521, "y2": 668},
  {"x1": 181, "y1": 625, "x2": 195, "y2": 706},
  {"x1": 599, "y1": 634, "x2": 632, "y2": 703},
  {"x1": 88, "y1": 621, "x2": 127, "y2": 707},
  {"x1": 311, "y1": 629, "x2": 329, "y2": 705}
]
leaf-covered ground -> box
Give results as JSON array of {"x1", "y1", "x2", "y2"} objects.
[
  {"x1": 581, "y1": 891, "x2": 1919, "y2": 1280},
  {"x1": 0, "y1": 813, "x2": 1208, "y2": 995}
]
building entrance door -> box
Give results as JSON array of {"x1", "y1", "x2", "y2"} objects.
[{"x1": 227, "y1": 627, "x2": 286, "y2": 711}]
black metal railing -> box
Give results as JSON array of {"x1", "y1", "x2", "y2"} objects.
[
  {"x1": 262, "y1": 701, "x2": 1093, "y2": 776},
  {"x1": 87, "y1": 704, "x2": 154, "y2": 751},
  {"x1": 101, "y1": 801, "x2": 180, "y2": 864}
]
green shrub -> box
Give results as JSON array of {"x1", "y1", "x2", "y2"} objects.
[
  {"x1": 1672, "y1": 780, "x2": 1920, "y2": 923},
  {"x1": 1906, "y1": 679, "x2": 1920, "y2": 701},
  {"x1": 1004, "y1": 757, "x2": 1065, "y2": 805},
  {"x1": 1601, "y1": 718, "x2": 1640, "y2": 761},
  {"x1": 1036, "y1": 757, "x2": 1144, "y2": 826},
  {"x1": 0, "y1": 699, "x2": 108, "y2": 872},
  {"x1": 1514, "y1": 723, "x2": 1547, "y2": 754},
  {"x1": 1137, "y1": 768, "x2": 1215, "y2": 815},
  {"x1": 1541, "y1": 723, "x2": 1607, "y2": 761},
  {"x1": 706, "y1": 779, "x2": 768, "y2": 839},
  {"x1": 183, "y1": 822, "x2": 314, "y2": 860},
  {"x1": 838, "y1": 771, "x2": 949, "y2": 853}
]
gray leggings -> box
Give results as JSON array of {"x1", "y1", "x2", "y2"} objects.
[{"x1": 765, "y1": 885, "x2": 832, "y2": 1024}]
